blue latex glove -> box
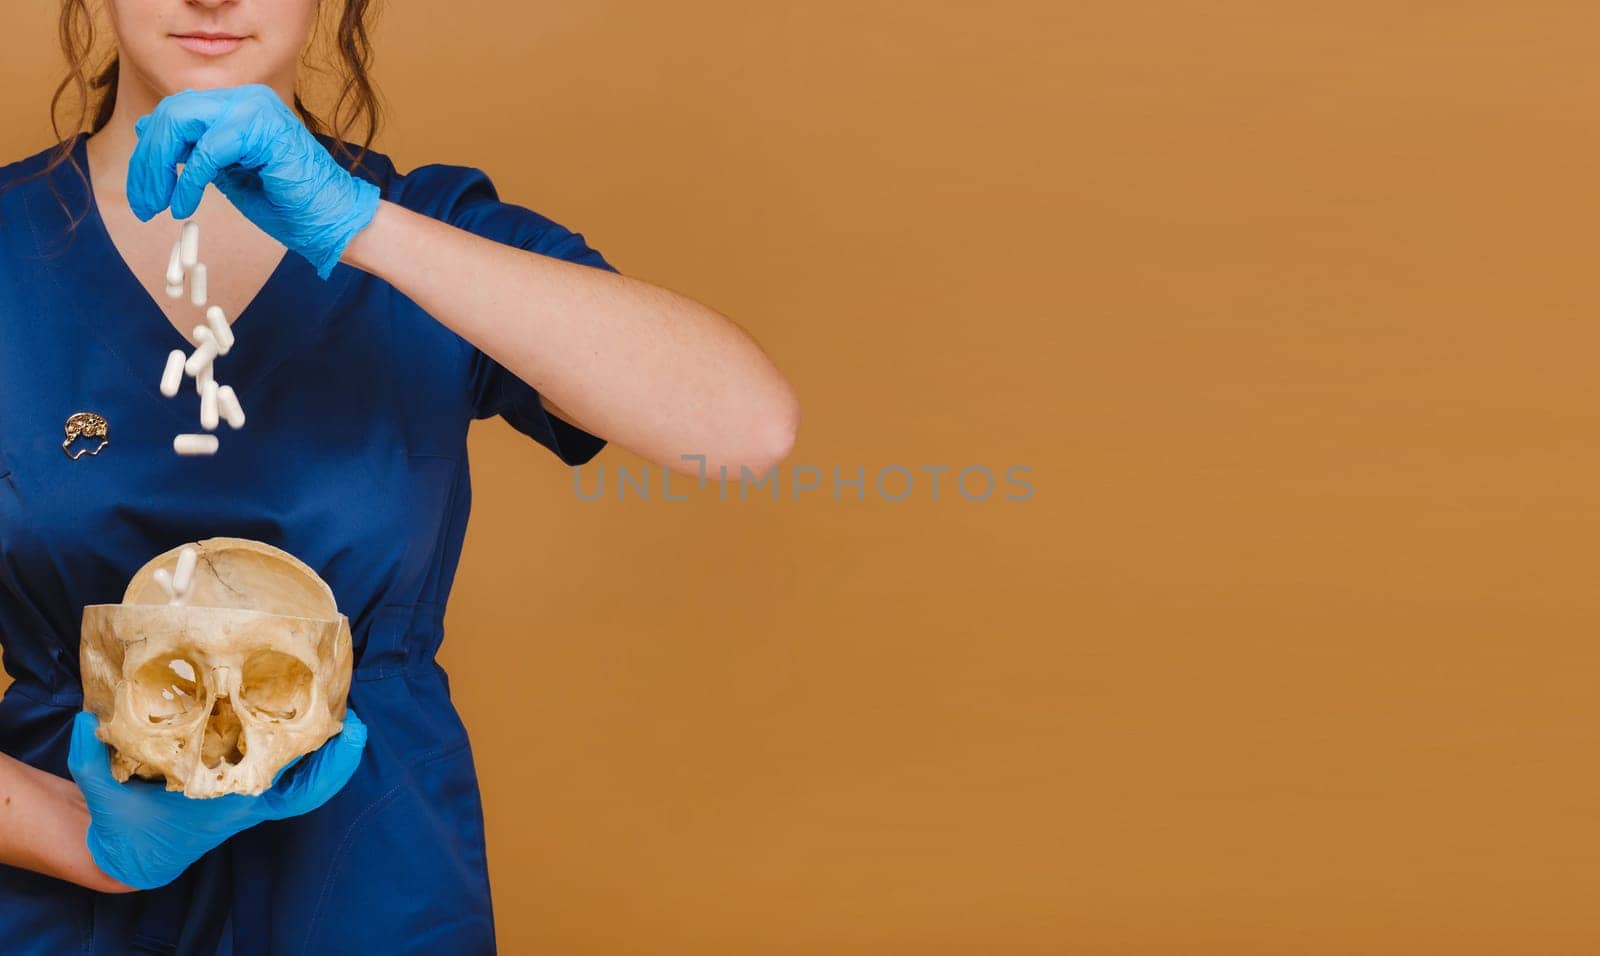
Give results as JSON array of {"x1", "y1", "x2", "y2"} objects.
[
  {"x1": 126, "y1": 84, "x2": 381, "y2": 279},
  {"x1": 67, "y1": 708, "x2": 368, "y2": 891}
]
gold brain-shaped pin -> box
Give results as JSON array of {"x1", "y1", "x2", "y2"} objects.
[{"x1": 63, "y1": 411, "x2": 110, "y2": 460}]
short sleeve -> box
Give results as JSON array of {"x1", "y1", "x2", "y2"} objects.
[{"x1": 394, "y1": 163, "x2": 618, "y2": 466}]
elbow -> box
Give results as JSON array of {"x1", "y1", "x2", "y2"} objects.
[
  {"x1": 664, "y1": 380, "x2": 798, "y2": 481},
  {"x1": 736, "y1": 387, "x2": 800, "y2": 477},
  {"x1": 766, "y1": 391, "x2": 801, "y2": 467}
]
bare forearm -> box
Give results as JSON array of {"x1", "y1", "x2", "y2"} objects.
[
  {"x1": 0, "y1": 751, "x2": 132, "y2": 893},
  {"x1": 341, "y1": 201, "x2": 799, "y2": 477}
]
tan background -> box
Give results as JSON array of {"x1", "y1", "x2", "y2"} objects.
[{"x1": 4, "y1": 0, "x2": 1599, "y2": 952}]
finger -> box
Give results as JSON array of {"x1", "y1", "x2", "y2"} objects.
[
  {"x1": 265, "y1": 709, "x2": 368, "y2": 818},
  {"x1": 169, "y1": 107, "x2": 253, "y2": 221},
  {"x1": 126, "y1": 89, "x2": 235, "y2": 221},
  {"x1": 65, "y1": 710, "x2": 118, "y2": 794},
  {"x1": 269, "y1": 711, "x2": 366, "y2": 815}
]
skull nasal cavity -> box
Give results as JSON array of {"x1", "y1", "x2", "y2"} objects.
[{"x1": 202, "y1": 697, "x2": 247, "y2": 769}]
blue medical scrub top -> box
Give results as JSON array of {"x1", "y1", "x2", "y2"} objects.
[{"x1": 0, "y1": 131, "x2": 614, "y2": 954}]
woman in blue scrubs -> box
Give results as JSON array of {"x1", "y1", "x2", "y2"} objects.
[{"x1": 0, "y1": 1, "x2": 800, "y2": 953}]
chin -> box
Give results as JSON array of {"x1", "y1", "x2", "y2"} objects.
[{"x1": 157, "y1": 66, "x2": 259, "y2": 94}]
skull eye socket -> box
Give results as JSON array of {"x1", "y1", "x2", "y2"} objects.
[
  {"x1": 238, "y1": 651, "x2": 313, "y2": 721},
  {"x1": 133, "y1": 656, "x2": 205, "y2": 723}
]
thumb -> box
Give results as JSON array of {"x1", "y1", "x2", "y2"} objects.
[
  {"x1": 264, "y1": 709, "x2": 367, "y2": 818},
  {"x1": 65, "y1": 711, "x2": 118, "y2": 797}
]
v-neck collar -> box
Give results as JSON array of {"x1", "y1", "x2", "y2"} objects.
[{"x1": 25, "y1": 131, "x2": 362, "y2": 411}]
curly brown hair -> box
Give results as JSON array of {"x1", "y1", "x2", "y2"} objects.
[{"x1": 6, "y1": 0, "x2": 384, "y2": 236}]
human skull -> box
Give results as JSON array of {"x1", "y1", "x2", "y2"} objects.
[{"x1": 80, "y1": 537, "x2": 352, "y2": 798}]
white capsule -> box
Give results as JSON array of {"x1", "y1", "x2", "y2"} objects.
[
  {"x1": 171, "y1": 545, "x2": 199, "y2": 593},
  {"x1": 189, "y1": 262, "x2": 207, "y2": 307},
  {"x1": 200, "y1": 379, "x2": 220, "y2": 431},
  {"x1": 152, "y1": 567, "x2": 176, "y2": 600},
  {"x1": 204, "y1": 305, "x2": 234, "y2": 355},
  {"x1": 173, "y1": 433, "x2": 219, "y2": 456},
  {"x1": 185, "y1": 332, "x2": 219, "y2": 377},
  {"x1": 165, "y1": 282, "x2": 185, "y2": 300},
  {"x1": 194, "y1": 356, "x2": 213, "y2": 396},
  {"x1": 189, "y1": 328, "x2": 217, "y2": 388},
  {"x1": 159, "y1": 349, "x2": 186, "y2": 397},
  {"x1": 180, "y1": 220, "x2": 200, "y2": 270},
  {"x1": 217, "y1": 384, "x2": 246, "y2": 430},
  {"x1": 165, "y1": 240, "x2": 185, "y2": 287},
  {"x1": 193, "y1": 331, "x2": 214, "y2": 391}
]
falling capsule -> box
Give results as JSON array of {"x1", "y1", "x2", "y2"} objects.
[
  {"x1": 185, "y1": 329, "x2": 219, "y2": 377},
  {"x1": 189, "y1": 262, "x2": 207, "y2": 307},
  {"x1": 217, "y1": 385, "x2": 246, "y2": 430},
  {"x1": 165, "y1": 241, "x2": 185, "y2": 287},
  {"x1": 180, "y1": 220, "x2": 200, "y2": 270},
  {"x1": 159, "y1": 349, "x2": 186, "y2": 397},
  {"x1": 200, "y1": 379, "x2": 220, "y2": 431},
  {"x1": 204, "y1": 305, "x2": 234, "y2": 354},
  {"x1": 173, "y1": 433, "x2": 219, "y2": 456}
]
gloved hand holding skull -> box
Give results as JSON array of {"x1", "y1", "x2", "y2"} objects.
[{"x1": 68, "y1": 537, "x2": 367, "y2": 890}]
